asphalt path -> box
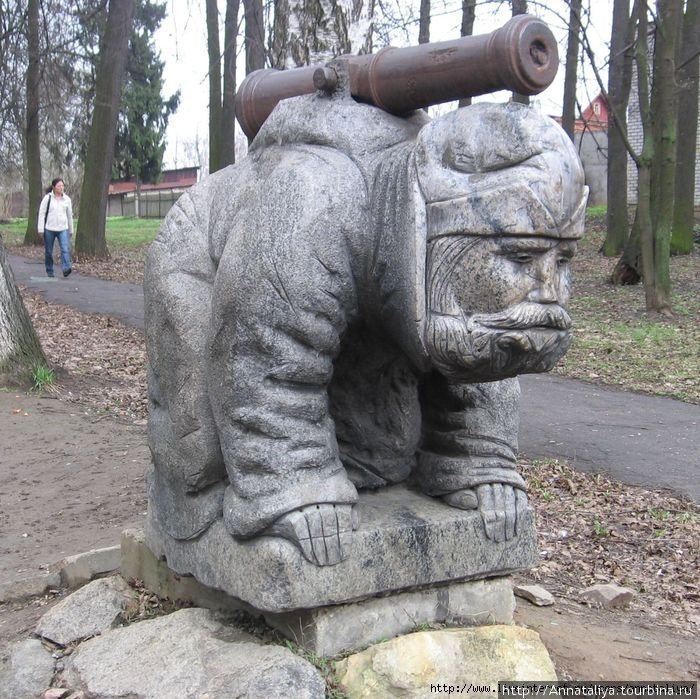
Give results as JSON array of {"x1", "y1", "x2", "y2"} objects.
[{"x1": 9, "y1": 252, "x2": 699, "y2": 503}]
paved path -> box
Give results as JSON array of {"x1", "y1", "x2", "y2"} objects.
[{"x1": 9, "y1": 252, "x2": 699, "y2": 504}]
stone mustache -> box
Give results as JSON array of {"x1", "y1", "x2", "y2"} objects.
[{"x1": 144, "y1": 21, "x2": 588, "y2": 570}]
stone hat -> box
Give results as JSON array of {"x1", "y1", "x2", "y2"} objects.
[{"x1": 414, "y1": 102, "x2": 588, "y2": 240}]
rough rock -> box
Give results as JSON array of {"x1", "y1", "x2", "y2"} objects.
[
  {"x1": 60, "y1": 546, "x2": 121, "y2": 588},
  {"x1": 35, "y1": 576, "x2": 136, "y2": 646},
  {"x1": 0, "y1": 639, "x2": 55, "y2": 699},
  {"x1": 514, "y1": 584, "x2": 555, "y2": 607},
  {"x1": 580, "y1": 583, "x2": 635, "y2": 609},
  {"x1": 266, "y1": 577, "x2": 515, "y2": 656},
  {"x1": 335, "y1": 625, "x2": 557, "y2": 698},
  {"x1": 60, "y1": 608, "x2": 325, "y2": 699},
  {"x1": 42, "y1": 690, "x2": 72, "y2": 699},
  {"x1": 0, "y1": 571, "x2": 61, "y2": 603}
]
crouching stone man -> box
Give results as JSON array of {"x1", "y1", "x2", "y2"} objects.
[{"x1": 145, "y1": 97, "x2": 587, "y2": 568}]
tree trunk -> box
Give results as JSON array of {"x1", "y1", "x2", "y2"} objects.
[
  {"x1": 458, "y1": 0, "x2": 476, "y2": 107},
  {"x1": 604, "y1": 0, "x2": 635, "y2": 258},
  {"x1": 613, "y1": 0, "x2": 648, "y2": 285},
  {"x1": 75, "y1": 0, "x2": 134, "y2": 259},
  {"x1": 671, "y1": 0, "x2": 699, "y2": 254},
  {"x1": 206, "y1": 0, "x2": 223, "y2": 174},
  {"x1": 561, "y1": 0, "x2": 582, "y2": 141},
  {"x1": 270, "y1": 0, "x2": 289, "y2": 69},
  {"x1": 23, "y1": 0, "x2": 42, "y2": 247},
  {"x1": 221, "y1": 0, "x2": 240, "y2": 167},
  {"x1": 0, "y1": 241, "x2": 46, "y2": 386},
  {"x1": 511, "y1": 0, "x2": 529, "y2": 104},
  {"x1": 418, "y1": 0, "x2": 430, "y2": 44},
  {"x1": 646, "y1": 0, "x2": 682, "y2": 312},
  {"x1": 244, "y1": 0, "x2": 265, "y2": 73},
  {"x1": 283, "y1": 0, "x2": 373, "y2": 68}
]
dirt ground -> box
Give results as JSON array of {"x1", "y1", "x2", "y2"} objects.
[
  {"x1": 1, "y1": 394, "x2": 698, "y2": 683},
  {"x1": 0, "y1": 391, "x2": 148, "y2": 586}
]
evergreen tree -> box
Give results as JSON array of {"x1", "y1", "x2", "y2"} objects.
[{"x1": 112, "y1": 0, "x2": 179, "y2": 187}]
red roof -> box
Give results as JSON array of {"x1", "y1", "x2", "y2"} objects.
[{"x1": 109, "y1": 167, "x2": 198, "y2": 195}]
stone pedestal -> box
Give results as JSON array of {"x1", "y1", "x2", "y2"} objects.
[
  {"x1": 122, "y1": 529, "x2": 516, "y2": 656},
  {"x1": 144, "y1": 485, "x2": 537, "y2": 613}
]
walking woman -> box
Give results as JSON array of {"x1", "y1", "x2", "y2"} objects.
[{"x1": 37, "y1": 177, "x2": 73, "y2": 278}]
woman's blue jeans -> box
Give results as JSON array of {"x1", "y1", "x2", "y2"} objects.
[{"x1": 44, "y1": 229, "x2": 72, "y2": 276}]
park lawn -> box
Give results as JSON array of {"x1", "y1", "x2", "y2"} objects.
[
  {"x1": 0, "y1": 216, "x2": 161, "y2": 253},
  {"x1": 552, "y1": 211, "x2": 700, "y2": 404}
]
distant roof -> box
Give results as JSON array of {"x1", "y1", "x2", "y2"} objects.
[{"x1": 109, "y1": 167, "x2": 199, "y2": 195}]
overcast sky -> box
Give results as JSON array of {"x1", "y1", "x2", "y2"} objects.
[{"x1": 155, "y1": 0, "x2": 614, "y2": 170}]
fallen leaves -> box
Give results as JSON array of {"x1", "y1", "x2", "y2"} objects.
[{"x1": 522, "y1": 457, "x2": 700, "y2": 635}]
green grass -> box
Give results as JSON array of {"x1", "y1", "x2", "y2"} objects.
[
  {"x1": 31, "y1": 363, "x2": 56, "y2": 393},
  {"x1": 0, "y1": 216, "x2": 161, "y2": 253},
  {"x1": 586, "y1": 204, "x2": 607, "y2": 218}
]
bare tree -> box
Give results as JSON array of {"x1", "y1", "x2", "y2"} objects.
[
  {"x1": 275, "y1": 0, "x2": 374, "y2": 68},
  {"x1": 458, "y1": 0, "x2": 476, "y2": 108},
  {"x1": 206, "y1": 0, "x2": 223, "y2": 173},
  {"x1": 643, "y1": 0, "x2": 683, "y2": 311},
  {"x1": 561, "y1": 0, "x2": 582, "y2": 141},
  {"x1": 0, "y1": 240, "x2": 46, "y2": 386},
  {"x1": 511, "y1": 0, "x2": 529, "y2": 104},
  {"x1": 23, "y1": 0, "x2": 42, "y2": 247},
  {"x1": 671, "y1": 0, "x2": 699, "y2": 254},
  {"x1": 244, "y1": 0, "x2": 265, "y2": 72},
  {"x1": 612, "y1": 0, "x2": 683, "y2": 311},
  {"x1": 221, "y1": 0, "x2": 241, "y2": 167},
  {"x1": 418, "y1": 0, "x2": 430, "y2": 44},
  {"x1": 75, "y1": 0, "x2": 134, "y2": 259},
  {"x1": 603, "y1": 0, "x2": 635, "y2": 258}
]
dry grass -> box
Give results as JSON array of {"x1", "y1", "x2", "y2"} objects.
[
  {"x1": 554, "y1": 215, "x2": 700, "y2": 404},
  {"x1": 520, "y1": 457, "x2": 700, "y2": 635}
]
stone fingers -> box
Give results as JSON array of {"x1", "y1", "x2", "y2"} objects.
[
  {"x1": 477, "y1": 484, "x2": 525, "y2": 542},
  {"x1": 264, "y1": 504, "x2": 356, "y2": 566},
  {"x1": 515, "y1": 488, "x2": 529, "y2": 536}
]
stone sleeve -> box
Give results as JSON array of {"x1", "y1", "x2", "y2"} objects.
[
  {"x1": 209, "y1": 146, "x2": 369, "y2": 538},
  {"x1": 413, "y1": 376, "x2": 526, "y2": 495}
]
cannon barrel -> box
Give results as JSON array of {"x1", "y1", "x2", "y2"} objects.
[{"x1": 235, "y1": 14, "x2": 558, "y2": 140}]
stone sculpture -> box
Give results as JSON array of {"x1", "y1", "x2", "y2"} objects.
[{"x1": 145, "y1": 89, "x2": 587, "y2": 572}]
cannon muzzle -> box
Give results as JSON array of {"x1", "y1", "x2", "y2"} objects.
[{"x1": 235, "y1": 14, "x2": 558, "y2": 139}]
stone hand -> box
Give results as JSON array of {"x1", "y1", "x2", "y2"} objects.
[
  {"x1": 264, "y1": 503, "x2": 358, "y2": 566},
  {"x1": 443, "y1": 484, "x2": 528, "y2": 542}
]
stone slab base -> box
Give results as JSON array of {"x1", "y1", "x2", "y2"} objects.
[
  {"x1": 144, "y1": 484, "x2": 537, "y2": 612},
  {"x1": 265, "y1": 577, "x2": 515, "y2": 656},
  {"x1": 121, "y1": 528, "x2": 514, "y2": 656}
]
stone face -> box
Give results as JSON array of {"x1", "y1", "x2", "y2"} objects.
[
  {"x1": 580, "y1": 583, "x2": 635, "y2": 608},
  {"x1": 35, "y1": 576, "x2": 136, "y2": 646},
  {"x1": 265, "y1": 576, "x2": 515, "y2": 656},
  {"x1": 335, "y1": 626, "x2": 557, "y2": 698},
  {"x1": 0, "y1": 639, "x2": 55, "y2": 699},
  {"x1": 514, "y1": 584, "x2": 555, "y2": 607},
  {"x1": 146, "y1": 484, "x2": 538, "y2": 612},
  {"x1": 60, "y1": 608, "x2": 325, "y2": 699}
]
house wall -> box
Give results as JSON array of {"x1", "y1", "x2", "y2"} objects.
[
  {"x1": 627, "y1": 63, "x2": 700, "y2": 206},
  {"x1": 575, "y1": 130, "x2": 608, "y2": 207},
  {"x1": 108, "y1": 189, "x2": 187, "y2": 219}
]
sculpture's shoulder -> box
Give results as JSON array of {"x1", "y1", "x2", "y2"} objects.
[{"x1": 252, "y1": 94, "x2": 429, "y2": 177}]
